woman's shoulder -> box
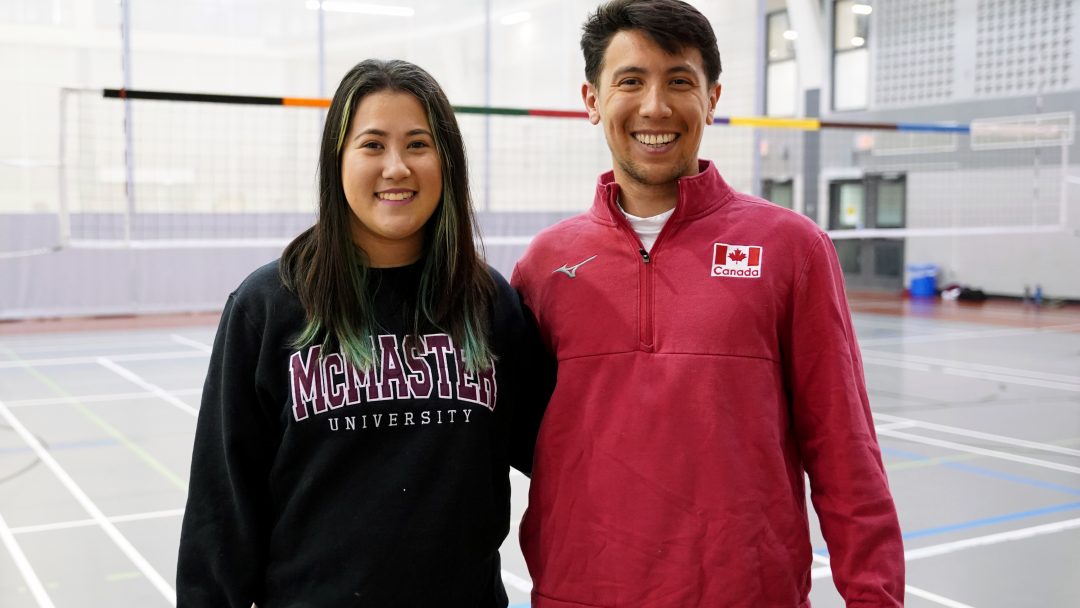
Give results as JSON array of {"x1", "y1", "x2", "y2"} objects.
[
  {"x1": 228, "y1": 259, "x2": 303, "y2": 325},
  {"x1": 234, "y1": 259, "x2": 287, "y2": 300}
]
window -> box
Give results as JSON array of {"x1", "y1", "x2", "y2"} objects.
[
  {"x1": 832, "y1": 0, "x2": 871, "y2": 110},
  {"x1": 876, "y1": 179, "x2": 905, "y2": 227},
  {"x1": 829, "y1": 181, "x2": 865, "y2": 229},
  {"x1": 765, "y1": 10, "x2": 797, "y2": 117},
  {"x1": 762, "y1": 179, "x2": 794, "y2": 209}
]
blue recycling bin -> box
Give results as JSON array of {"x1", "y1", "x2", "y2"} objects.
[{"x1": 907, "y1": 264, "x2": 938, "y2": 297}]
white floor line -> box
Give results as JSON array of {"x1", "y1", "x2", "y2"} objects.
[
  {"x1": 11, "y1": 508, "x2": 186, "y2": 536},
  {"x1": 862, "y1": 356, "x2": 1080, "y2": 393},
  {"x1": 813, "y1": 515, "x2": 1080, "y2": 580},
  {"x1": 858, "y1": 325, "x2": 1080, "y2": 346},
  {"x1": 860, "y1": 355, "x2": 933, "y2": 373},
  {"x1": 97, "y1": 358, "x2": 198, "y2": 417},
  {"x1": 941, "y1": 367, "x2": 1080, "y2": 393},
  {"x1": 904, "y1": 585, "x2": 975, "y2": 608},
  {"x1": 813, "y1": 555, "x2": 983, "y2": 607},
  {"x1": 5, "y1": 388, "x2": 202, "y2": 409},
  {"x1": 170, "y1": 334, "x2": 212, "y2": 353},
  {"x1": 903, "y1": 516, "x2": 1080, "y2": 562},
  {"x1": 501, "y1": 569, "x2": 532, "y2": 593},
  {"x1": 876, "y1": 428, "x2": 1080, "y2": 475},
  {"x1": 875, "y1": 420, "x2": 921, "y2": 432},
  {"x1": 0, "y1": 508, "x2": 55, "y2": 607},
  {"x1": 0, "y1": 398, "x2": 177, "y2": 605},
  {"x1": 0, "y1": 350, "x2": 206, "y2": 369},
  {"x1": 874, "y1": 412, "x2": 1080, "y2": 458},
  {"x1": 862, "y1": 349, "x2": 1080, "y2": 385}
]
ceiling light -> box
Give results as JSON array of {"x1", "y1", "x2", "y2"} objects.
[
  {"x1": 305, "y1": 1, "x2": 415, "y2": 17},
  {"x1": 851, "y1": 36, "x2": 865, "y2": 47},
  {"x1": 851, "y1": 3, "x2": 873, "y2": 15},
  {"x1": 782, "y1": 29, "x2": 798, "y2": 40}
]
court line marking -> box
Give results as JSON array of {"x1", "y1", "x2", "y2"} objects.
[
  {"x1": 5, "y1": 388, "x2": 202, "y2": 408},
  {"x1": 875, "y1": 412, "x2": 1080, "y2": 458},
  {"x1": 0, "y1": 507, "x2": 55, "y2": 607},
  {"x1": 0, "y1": 345, "x2": 188, "y2": 491},
  {"x1": 812, "y1": 515, "x2": 1080, "y2": 582},
  {"x1": 903, "y1": 515, "x2": 1080, "y2": 561},
  {"x1": 0, "y1": 398, "x2": 177, "y2": 605},
  {"x1": 809, "y1": 554, "x2": 972, "y2": 607},
  {"x1": 500, "y1": 569, "x2": 532, "y2": 593},
  {"x1": 0, "y1": 335, "x2": 206, "y2": 355},
  {"x1": 875, "y1": 421, "x2": 920, "y2": 432},
  {"x1": 877, "y1": 428, "x2": 1080, "y2": 475},
  {"x1": 170, "y1": 334, "x2": 212, "y2": 353},
  {"x1": 97, "y1": 358, "x2": 198, "y2": 417},
  {"x1": 862, "y1": 357, "x2": 1080, "y2": 393},
  {"x1": 941, "y1": 367, "x2": 1080, "y2": 392},
  {"x1": 0, "y1": 350, "x2": 207, "y2": 369},
  {"x1": 881, "y1": 445, "x2": 1080, "y2": 496},
  {"x1": 900, "y1": 501, "x2": 1080, "y2": 541},
  {"x1": 10, "y1": 509, "x2": 186, "y2": 535},
  {"x1": 903, "y1": 586, "x2": 975, "y2": 608},
  {"x1": 862, "y1": 349, "x2": 1080, "y2": 385},
  {"x1": 858, "y1": 323, "x2": 1080, "y2": 345}
]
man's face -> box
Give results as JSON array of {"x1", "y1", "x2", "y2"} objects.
[{"x1": 583, "y1": 29, "x2": 720, "y2": 189}]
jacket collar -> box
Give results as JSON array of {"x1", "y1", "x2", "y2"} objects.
[{"x1": 589, "y1": 159, "x2": 734, "y2": 226}]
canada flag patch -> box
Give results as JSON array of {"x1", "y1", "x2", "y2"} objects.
[{"x1": 711, "y1": 243, "x2": 763, "y2": 278}]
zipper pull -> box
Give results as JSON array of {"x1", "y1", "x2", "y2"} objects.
[{"x1": 639, "y1": 248, "x2": 651, "y2": 264}]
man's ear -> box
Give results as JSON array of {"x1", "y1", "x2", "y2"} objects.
[
  {"x1": 582, "y1": 81, "x2": 601, "y2": 125},
  {"x1": 706, "y1": 82, "x2": 721, "y2": 124}
]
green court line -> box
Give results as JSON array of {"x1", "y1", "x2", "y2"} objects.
[
  {"x1": 886, "y1": 436, "x2": 1080, "y2": 471},
  {"x1": 106, "y1": 571, "x2": 143, "y2": 583},
  {"x1": 0, "y1": 344, "x2": 188, "y2": 491}
]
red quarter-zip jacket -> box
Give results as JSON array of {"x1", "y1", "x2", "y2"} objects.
[{"x1": 511, "y1": 161, "x2": 904, "y2": 607}]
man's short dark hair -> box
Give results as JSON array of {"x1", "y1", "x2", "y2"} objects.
[{"x1": 581, "y1": 0, "x2": 722, "y2": 86}]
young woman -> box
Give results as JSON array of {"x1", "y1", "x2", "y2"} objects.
[{"x1": 177, "y1": 59, "x2": 552, "y2": 607}]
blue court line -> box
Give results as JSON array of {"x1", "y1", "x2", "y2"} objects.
[
  {"x1": 881, "y1": 445, "x2": 1080, "y2": 497},
  {"x1": 0, "y1": 437, "x2": 118, "y2": 455},
  {"x1": 812, "y1": 445, "x2": 1080, "y2": 556},
  {"x1": 813, "y1": 499, "x2": 1080, "y2": 557},
  {"x1": 901, "y1": 500, "x2": 1080, "y2": 541}
]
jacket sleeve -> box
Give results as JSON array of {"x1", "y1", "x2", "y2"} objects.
[
  {"x1": 177, "y1": 294, "x2": 280, "y2": 607},
  {"x1": 783, "y1": 234, "x2": 905, "y2": 606}
]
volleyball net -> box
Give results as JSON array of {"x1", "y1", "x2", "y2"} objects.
[{"x1": 2, "y1": 87, "x2": 1076, "y2": 261}]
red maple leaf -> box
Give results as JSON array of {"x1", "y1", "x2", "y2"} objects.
[{"x1": 728, "y1": 249, "x2": 747, "y2": 262}]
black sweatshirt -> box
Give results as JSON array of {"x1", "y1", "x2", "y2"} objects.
[{"x1": 177, "y1": 260, "x2": 553, "y2": 608}]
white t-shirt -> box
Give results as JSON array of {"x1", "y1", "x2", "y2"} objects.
[{"x1": 619, "y1": 205, "x2": 675, "y2": 253}]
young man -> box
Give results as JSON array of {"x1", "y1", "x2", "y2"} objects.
[{"x1": 510, "y1": 1, "x2": 905, "y2": 606}]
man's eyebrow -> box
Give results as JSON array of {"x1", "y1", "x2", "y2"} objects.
[
  {"x1": 610, "y1": 65, "x2": 698, "y2": 79},
  {"x1": 666, "y1": 65, "x2": 697, "y2": 75},
  {"x1": 611, "y1": 66, "x2": 647, "y2": 79}
]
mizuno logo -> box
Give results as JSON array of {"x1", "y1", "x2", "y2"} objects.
[{"x1": 553, "y1": 255, "x2": 598, "y2": 278}]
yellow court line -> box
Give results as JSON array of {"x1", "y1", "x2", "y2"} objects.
[
  {"x1": 0, "y1": 344, "x2": 188, "y2": 492},
  {"x1": 886, "y1": 436, "x2": 1080, "y2": 472}
]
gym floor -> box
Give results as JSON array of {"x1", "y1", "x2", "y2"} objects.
[{"x1": 1, "y1": 296, "x2": 1078, "y2": 608}]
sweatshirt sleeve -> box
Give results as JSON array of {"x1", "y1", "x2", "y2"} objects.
[
  {"x1": 504, "y1": 264, "x2": 555, "y2": 476},
  {"x1": 177, "y1": 294, "x2": 280, "y2": 607},
  {"x1": 783, "y1": 234, "x2": 905, "y2": 606}
]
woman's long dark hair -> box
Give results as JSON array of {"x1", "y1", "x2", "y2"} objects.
[{"x1": 280, "y1": 59, "x2": 495, "y2": 372}]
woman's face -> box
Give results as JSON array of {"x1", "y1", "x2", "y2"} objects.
[{"x1": 340, "y1": 90, "x2": 443, "y2": 267}]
